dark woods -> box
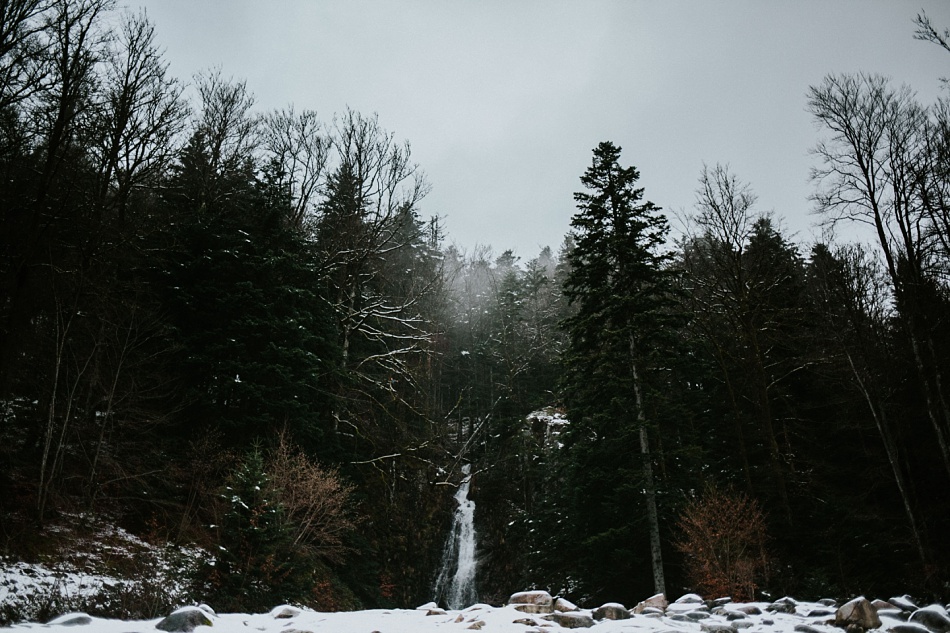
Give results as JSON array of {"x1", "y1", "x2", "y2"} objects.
[{"x1": 1, "y1": 0, "x2": 948, "y2": 613}]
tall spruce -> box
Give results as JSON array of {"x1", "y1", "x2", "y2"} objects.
[{"x1": 561, "y1": 141, "x2": 678, "y2": 597}]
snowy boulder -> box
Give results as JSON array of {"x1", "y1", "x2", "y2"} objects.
[
  {"x1": 835, "y1": 597, "x2": 882, "y2": 631},
  {"x1": 509, "y1": 590, "x2": 554, "y2": 614},
  {"x1": 545, "y1": 612, "x2": 595, "y2": 628},
  {"x1": 909, "y1": 605, "x2": 950, "y2": 633},
  {"x1": 891, "y1": 624, "x2": 934, "y2": 633},
  {"x1": 633, "y1": 593, "x2": 669, "y2": 613},
  {"x1": 47, "y1": 613, "x2": 93, "y2": 626},
  {"x1": 271, "y1": 604, "x2": 302, "y2": 619},
  {"x1": 554, "y1": 597, "x2": 580, "y2": 612},
  {"x1": 873, "y1": 600, "x2": 897, "y2": 611},
  {"x1": 769, "y1": 597, "x2": 799, "y2": 614},
  {"x1": 155, "y1": 606, "x2": 214, "y2": 632},
  {"x1": 891, "y1": 596, "x2": 921, "y2": 613},
  {"x1": 736, "y1": 605, "x2": 763, "y2": 615},
  {"x1": 676, "y1": 593, "x2": 705, "y2": 604},
  {"x1": 593, "y1": 602, "x2": 630, "y2": 620},
  {"x1": 700, "y1": 622, "x2": 738, "y2": 633}
]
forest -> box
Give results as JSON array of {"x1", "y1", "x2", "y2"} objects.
[{"x1": 1, "y1": 0, "x2": 950, "y2": 617}]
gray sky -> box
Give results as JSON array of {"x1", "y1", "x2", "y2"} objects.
[{"x1": 135, "y1": 0, "x2": 950, "y2": 260}]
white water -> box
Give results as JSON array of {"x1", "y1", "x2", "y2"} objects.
[{"x1": 433, "y1": 463, "x2": 478, "y2": 609}]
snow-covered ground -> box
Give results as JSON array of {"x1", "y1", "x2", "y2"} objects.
[{"x1": 2, "y1": 593, "x2": 948, "y2": 633}]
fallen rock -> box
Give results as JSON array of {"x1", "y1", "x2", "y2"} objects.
[
  {"x1": 554, "y1": 597, "x2": 579, "y2": 612},
  {"x1": 510, "y1": 590, "x2": 554, "y2": 614},
  {"x1": 155, "y1": 606, "x2": 214, "y2": 632},
  {"x1": 633, "y1": 593, "x2": 669, "y2": 614},
  {"x1": 47, "y1": 613, "x2": 93, "y2": 626},
  {"x1": 835, "y1": 597, "x2": 882, "y2": 631},
  {"x1": 514, "y1": 617, "x2": 539, "y2": 626},
  {"x1": 909, "y1": 605, "x2": 950, "y2": 633},
  {"x1": 593, "y1": 603, "x2": 630, "y2": 620},
  {"x1": 545, "y1": 613, "x2": 595, "y2": 629}
]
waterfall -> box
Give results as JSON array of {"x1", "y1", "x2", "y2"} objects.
[{"x1": 433, "y1": 463, "x2": 478, "y2": 609}]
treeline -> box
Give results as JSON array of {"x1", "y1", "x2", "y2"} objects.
[{"x1": 1, "y1": 0, "x2": 949, "y2": 614}]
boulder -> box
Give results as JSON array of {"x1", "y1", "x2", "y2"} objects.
[
  {"x1": 554, "y1": 597, "x2": 579, "y2": 612},
  {"x1": 47, "y1": 613, "x2": 93, "y2": 626},
  {"x1": 467, "y1": 622, "x2": 486, "y2": 630},
  {"x1": 806, "y1": 609, "x2": 835, "y2": 618},
  {"x1": 427, "y1": 608, "x2": 448, "y2": 616},
  {"x1": 872, "y1": 600, "x2": 897, "y2": 612},
  {"x1": 892, "y1": 624, "x2": 936, "y2": 633},
  {"x1": 510, "y1": 590, "x2": 554, "y2": 614},
  {"x1": 711, "y1": 598, "x2": 734, "y2": 607},
  {"x1": 736, "y1": 605, "x2": 763, "y2": 616},
  {"x1": 700, "y1": 623, "x2": 737, "y2": 633},
  {"x1": 891, "y1": 596, "x2": 921, "y2": 613},
  {"x1": 417, "y1": 602, "x2": 439, "y2": 610},
  {"x1": 724, "y1": 611, "x2": 748, "y2": 621},
  {"x1": 545, "y1": 612, "x2": 595, "y2": 629},
  {"x1": 819, "y1": 599, "x2": 838, "y2": 608},
  {"x1": 909, "y1": 605, "x2": 950, "y2": 633},
  {"x1": 794, "y1": 626, "x2": 829, "y2": 633},
  {"x1": 769, "y1": 597, "x2": 799, "y2": 614},
  {"x1": 880, "y1": 609, "x2": 911, "y2": 622},
  {"x1": 676, "y1": 593, "x2": 705, "y2": 604},
  {"x1": 513, "y1": 617, "x2": 539, "y2": 626},
  {"x1": 155, "y1": 606, "x2": 214, "y2": 632},
  {"x1": 835, "y1": 597, "x2": 882, "y2": 631},
  {"x1": 271, "y1": 605, "x2": 302, "y2": 619},
  {"x1": 593, "y1": 603, "x2": 630, "y2": 620},
  {"x1": 686, "y1": 611, "x2": 712, "y2": 620},
  {"x1": 633, "y1": 593, "x2": 669, "y2": 614}
]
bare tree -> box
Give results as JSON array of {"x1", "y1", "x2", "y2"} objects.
[{"x1": 809, "y1": 72, "x2": 950, "y2": 478}]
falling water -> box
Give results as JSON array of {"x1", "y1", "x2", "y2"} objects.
[{"x1": 433, "y1": 463, "x2": 478, "y2": 609}]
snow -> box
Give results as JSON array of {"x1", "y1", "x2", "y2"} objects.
[{"x1": 2, "y1": 595, "x2": 946, "y2": 633}]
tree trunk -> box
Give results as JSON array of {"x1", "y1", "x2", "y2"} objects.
[{"x1": 630, "y1": 333, "x2": 665, "y2": 595}]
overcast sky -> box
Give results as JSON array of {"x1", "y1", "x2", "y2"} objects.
[{"x1": 134, "y1": 0, "x2": 950, "y2": 260}]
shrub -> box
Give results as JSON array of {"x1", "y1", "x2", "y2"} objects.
[{"x1": 674, "y1": 485, "x2": 768, "y2": 600}]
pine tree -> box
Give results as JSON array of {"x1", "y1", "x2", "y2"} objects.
[{"x1": 561, "y1": 141, "x2": 679, "y2": 597}]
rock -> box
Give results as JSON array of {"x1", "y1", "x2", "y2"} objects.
[
  {"x1": 872, "y1": 600, "x2": 897, "y2": 611},
  {"x1": 633, "y1": 593, "x2": 669, "y2": 614},
  {"x1": 417, "y1": 601, "x2": 439, "y2": 610},
  {"x1": 670, "y1": 614, "x2": 693, "y2": 622},
  {"x1": 271, "y1": 605, "x2": 302, "y2": 619},
  {"x1": 510, "y1": 590, "x2": 554, "y2": 614},
  {"x1": 468, "y1": 622, "x2": 485, "y2": 630},
  {"x1": 762, "y1": 618, "x2": 775, "y2": 626},
  {"x1": 819, "y1": 599, "x2": 838, "y2": 608},
  {"x1": 544, "y1": 613, "x2": 595, "y2": 629},
  {"x1": 806, "y1": 609, "x2": 835, "y2": 618},
  {"x1": 769, "y1": 597, "x2": 799, "y2": 614},
  {"x1": 641, "y1": 608, "x2": 665, "y2": 616},
  {"x1": 835, "y1": 597, "x2": 882, "y2": 631},
  {"x1": 891, "y1": 596, "x2": 921, "y2": 613},
  {"x1": 686, "y1": 611, "x2": 712, "y2": 620},
  {"x1": 711, "y1": 597, "x2": 734, "y2": 607},
  {"x1": 554, "y1": 597, "x2": 579, "y2": 612},
  {"x1": 794, "y1": 626, "x2": 829, "y2": 633},
  {"x1": 196, "y1": 604, "x2": 215, "y2": 617},
  {"x1": 155, "y1": 606, "x2": 214, "y2": 632},
  {"x1": 514, "y1": 618, "x2": 539, "y2": 626},
  {"x1": 736, "y1": 605, "x2": 762, "y2": 615},
  {"x1": 47, "y1": 613, "x2": 93, "y2": 626},
  {"x1": 700, "y1": 623, "x2": 737, "y2": 633},
  {"x1": 892, "y1": 624, "x2": 935, "y2": 633},
  {"x1": 909, "y1": 605, "x2": 950, "y2": 633},
  {"x1": 733, "y1": 622, "x2": 754, "y2": 629},
  {"x1": 676, "y1": 593, "x2": 705, "y2": 604},
  {"x1": 724, "y1": 611, "x2": 748, "y2": 621},
  {"x1": 593, "y1": 603, "x2": 630, "y2": 620},
  {"x1": 455, "y1": 614, "x2": 466, "y2": 623},
  {"x1": 427, "y1": 608, "x2": 448, "y2": 616}
]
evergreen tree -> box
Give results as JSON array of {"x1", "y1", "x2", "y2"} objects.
[{"x1": 560, "y1": 141, "x2": 679, "y2": 599}]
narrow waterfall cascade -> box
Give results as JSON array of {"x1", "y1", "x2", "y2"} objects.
[{"x1": 433, "y1": 463, "x2": 478, "y2": 609}]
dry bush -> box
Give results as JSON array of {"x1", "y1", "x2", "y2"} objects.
[
  {"x1": 266, "y1": 434, "x2": 358, "y2": 563},
  {"x1": 674, "y1": 485, "x2": 768, "y2": 600}
]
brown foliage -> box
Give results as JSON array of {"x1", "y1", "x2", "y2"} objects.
[
  {"x1": 266, "y1": 433, "x2": 359, "y2": 563},
  {"x1": 674, "y1": 485, "x2": 768, "y2": 600}
]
